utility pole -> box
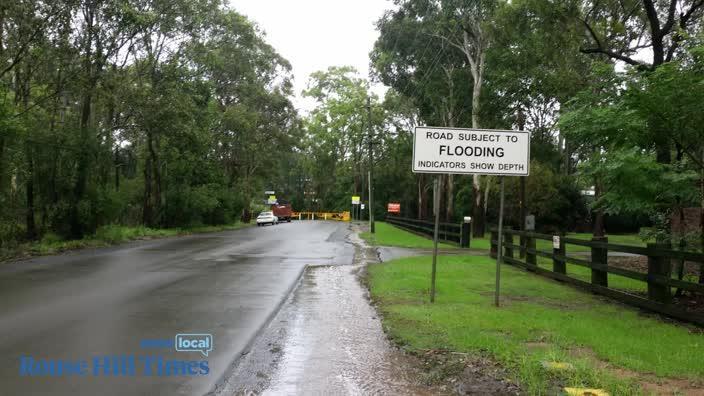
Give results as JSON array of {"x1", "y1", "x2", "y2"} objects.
[{"x1": 367, "y1": 96, "x2": 375, "y2": 233}]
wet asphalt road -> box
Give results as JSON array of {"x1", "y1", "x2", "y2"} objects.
[
  {"x1": 214, "y1": 229, "x2": 446, "y2": 396},
  {"x1": 0, "y1": 221, "x2": 353, "y2": 396}
]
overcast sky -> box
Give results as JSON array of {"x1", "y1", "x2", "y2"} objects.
[{"x1": 230, "y1": 0, "x2": 393, "y2": 112}]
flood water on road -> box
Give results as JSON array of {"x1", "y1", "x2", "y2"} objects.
[{"x1": 213, "y1": 227, "x2": 446, "y2": 395}]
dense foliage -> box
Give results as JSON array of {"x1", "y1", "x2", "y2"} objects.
[
  {"x1": 363, "y1": 0, "x2": 702, "y2": 238},
  {"x1": 0, "y1": 0, "x2": 300, "y2": 246},
  {"x1": 2, "y1": 0, "x2": 703, "y2": 247}
]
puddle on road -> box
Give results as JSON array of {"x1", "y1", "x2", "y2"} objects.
[{"x1": 214, "y1": 230, "x2": 446, "y2": 396}]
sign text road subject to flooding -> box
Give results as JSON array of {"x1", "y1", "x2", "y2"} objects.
[{"x1": 413, "y1": 126, "x2": 530, "y2": 176}]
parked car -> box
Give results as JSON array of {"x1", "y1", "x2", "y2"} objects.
[{"x1": 256, "y1": 211, "x2": 278, "y2": 226}]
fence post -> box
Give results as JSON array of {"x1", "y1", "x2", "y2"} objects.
[
  {"x1": 591, "y1": 236, "x2": 608, "y2": 287},
  {"x1": 647, "y1": 242, "x2": 672, "y2": 304},
  {"x1": 674, "y1": 239, "x2": 687, "y2": 297},
  {"x1": 504, "y1": 227, "x2": 514, "y2": 259},
  {"x1": 553, "y1": 232, "x2": 566, "y2": 275},
  {"x1": 460, "y1": 219, "x2": 471, "y2": 248},
  {"x1": 520, "y1": 234, "x2": 527, "y2": 259},
  {"x1": 526, "y1": 235, "x2": 536, "y2": 270},
  {"x1": 490, "y1": 229, "x2": 498, "y2": 259}
]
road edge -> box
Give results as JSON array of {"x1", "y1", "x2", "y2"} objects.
[{"x1": 205, "y1": 262, "x2": 309, "y2": 396}]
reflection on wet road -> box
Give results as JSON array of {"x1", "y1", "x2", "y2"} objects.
[
  {"x1": 0, "y1": 221, "x2": 352, "y2": 396},
  {"x1": 215, "y1": 230, "x2": 445, "y2": 396}
]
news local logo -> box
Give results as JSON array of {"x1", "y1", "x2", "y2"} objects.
[
  {"x1": 175, "y1": 334, "x2": 213, "y2": 357},
  {"x1": 19, "y1": 333, "x2": 214, "y2": 377}
]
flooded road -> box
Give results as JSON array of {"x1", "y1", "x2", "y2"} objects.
[
  {"x1": 0, "y1": 222, "x2": 352, "y2": 396},
  {"x1": 214, "y1": 227, "x2": 446, "y2": 395}
]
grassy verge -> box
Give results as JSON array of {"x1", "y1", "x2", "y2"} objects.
[
  {"x1": 368, "y1": 255, "x2": 704, "y2": 395},
  {"x1": 0, "y1": 222, "x2": 251, "y2": 262},
  {"x1": 360, "y1": 222, "x2": 456, "y2": 249},
  {"x1": 371, "y1": 221, "x2": 646, "y2": 253}
]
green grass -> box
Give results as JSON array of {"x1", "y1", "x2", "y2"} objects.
[
  {"x1": 361, "y1": 221, "x2": 456, "y2": 249},
  {"x1": 1, "y1": 222, "x2": 251, "y2": 261},
  {"x1": 372, "y1": 221, "x2": 647, "y2": 253},
  {"x1": 368, "y1": 255, "x2": 704, "y2": 395},
  {"x1": 468, "y1": 234, "x2": 492, "y2": 250}
]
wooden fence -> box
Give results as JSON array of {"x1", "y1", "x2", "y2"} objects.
[
  {"x1": 490, "y1": 227, "x2": 704, "y2": 326},
  {"x1": 385, "y1": 216, "x2": 466, "y2": 245}
]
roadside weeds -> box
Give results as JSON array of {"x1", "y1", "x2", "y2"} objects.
[
  {"x1": 355, "y1": 223, "x2": 526, "y2": 395},
  {"x1": 0, "y1": 222, "x2": 252, "y2": 263},
  {"x1": 365, "y1": 252, "x2": 704, "y2": 395}
]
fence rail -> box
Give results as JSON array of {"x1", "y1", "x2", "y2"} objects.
[
  {"x1": 490, "y1": 227, "x2": 704, "y2": 326},
  {"x1": 385, "y1": 216, "x2": 470, "y2": 247}
]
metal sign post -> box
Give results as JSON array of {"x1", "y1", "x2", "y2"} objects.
[
  {"x1": 430, "y1": 176, "x2": 441, "y2": 303},
  {"x1": 351, "y1": 195, "x2": 361, "y2": 222},
  {"x1": 495, "y1": 176, "x2": 505, "y2": 307},
  {"x1": 368, "y1": 170, "x2": 375, "y2": 233},
  {"x1": 412, "y1": 126, "x2": 530, "y2": 305}
]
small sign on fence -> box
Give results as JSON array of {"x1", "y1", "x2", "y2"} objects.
[
  {"x1": 525, "y1": 215, "x2": 535, "y2": 231},
  {"x1": 387, "y1": 203, "x2": 401, "y2": 213},
  {"x1": 553, "y1": 236, "x2": 561, "y2": 249}
]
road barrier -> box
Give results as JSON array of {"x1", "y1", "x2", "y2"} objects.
[
  {"x1": 490, "y1": 227, "x2": 704, "y2": 326},
  {"x1": 292, "y1": 211, "x2": 350, "y2": 222},
  {"x1": 384, "y1": 216, "x2": 471, "y2": 248}
]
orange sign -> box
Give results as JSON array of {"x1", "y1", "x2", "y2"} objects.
[{"x1": 387, "y1": 203, "x2": 401, "y2": 213}]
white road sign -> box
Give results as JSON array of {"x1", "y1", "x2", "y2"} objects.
[{"x1": 413, "y1": 127, "x2": 530, "y2": 176}]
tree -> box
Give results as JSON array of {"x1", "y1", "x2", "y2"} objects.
[
  {"x1": 490, "y1": 0, "x2": 593, "y2": 173},
  {"x1": 301, "y1": 67, "x2": 381, "y2": 211},
  {"x1": 0, "y1": 0, "x2": 301, "y2": 246},
  {"x1": 372, "y1": 0, "x2": 495, "y2": 230},
  {"x1": 578, "y1": 0, "x2": 704, "y2": 164},
  {"x1": 579, "y1": 0, "x2": 704, "y2": 69},
  {"x1": 560, "y1": 44, "x2": 704, "y2": 242}
]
